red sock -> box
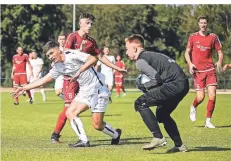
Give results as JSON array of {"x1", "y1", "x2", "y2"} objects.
[
  {"x1": 26, "y1": 90, "x2": 32, "y2": 99},
  {"x1": 193, "y1": 97, "x2": 199, "y2": 108},
  {"x1": 206, "y1": 100, "x2": 215, "y2": 118},
  {"x1": 116, "y1": 85, "x2": 120, "y2": 95},
  {"x1": 54, "y1": 107, "x2": 68, "y2": 134}
]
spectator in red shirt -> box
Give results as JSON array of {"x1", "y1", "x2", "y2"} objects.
[
  {"x1": 11, "y1": 47, "x2": 33, "y2": 105},
  {"x1": 185, "y1": 15, "x2": 224, "y2": 128}
]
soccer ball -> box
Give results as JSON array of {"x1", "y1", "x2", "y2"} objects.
[
  {"x1": 140, "y1": 74, "x2": 151, "y2": 84},
  {"x1": 136, "y1": 74, "x2": 151, "y2": 93}
]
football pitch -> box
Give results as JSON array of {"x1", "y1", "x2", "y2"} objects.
[{"x1": 1, "y1": 91, "x2": 231, "y2": 161}]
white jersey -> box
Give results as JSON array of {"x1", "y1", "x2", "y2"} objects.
[
  {"x1": 30, "y1": 57, "x2": 44, "y2": 75},
  {"x1": 97, "y1": 55, "x2": 115, "y2": 73},
  {"x1": 48, "y1": 50, "x2": 101, "y2": 94}
]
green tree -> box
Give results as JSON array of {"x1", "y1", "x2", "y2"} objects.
[{"x1": 1, "y1": 5, "x2": 66, "y2": 86}]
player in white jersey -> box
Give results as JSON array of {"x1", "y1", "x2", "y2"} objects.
[
  {"x1": 11, "y1": 41, "x2": 122, "y2": 148},
  {"x1": 30, "y1": 51, "x2": 46, "y2": 101},
  {"x1": 96, "y1": 46, "x2": 115, "y2": 103},
  {"x1": 26, "y1": 52, "x2": 33, "y2": 83},
  {"x1": 53, "y1": 33, "x2": 67, "y2": 100}
]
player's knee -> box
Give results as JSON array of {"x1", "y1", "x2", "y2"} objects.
[
  {"x1": 134, "y1": 98, "x2": 149, "y2": 112},
  {"x1": 156, "y1": 113, "x2": 170, "y2": 123},
  {"x1": 196, "y1": 95, "x2": 205, "y2": 103},
  {"x1": 93, "y1": 121, "x2": 104, "y2": 131}
]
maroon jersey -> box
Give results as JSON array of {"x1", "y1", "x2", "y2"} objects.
[
  {"x1": 64, "y1": 31, "x2": 101, "y2": 56},
  {"x1": 187, "y1": 32, "x2": 222, "y2": 71},
  {"x1": 12, "y1": 54, "x2": 30, "y2": 75}
]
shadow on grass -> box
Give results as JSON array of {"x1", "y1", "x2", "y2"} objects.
[
  {"x1": 196, "y1": 125, "x2": 231, "y2": 128},
  {"x1": 190, "y1": 146, "x2": 231, "y2": 152},
  {"x1": 96, "y1": 136, "x2": 153, "y2": 142}
]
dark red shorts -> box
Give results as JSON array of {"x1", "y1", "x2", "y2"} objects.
[
  {"x1": 193, "y1": 69, "x2": 217, "y2": 90},
  {"x1": 63, "y1": 76, "x2": 79, "y2": 104},
  {"x1": 13, "y1": 74, "x2": 27, "y2": 86},
  {"x1": 115, "y1": 77, "x2": 124, "y2": 85}
]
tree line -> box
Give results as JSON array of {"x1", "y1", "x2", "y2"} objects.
[{"x1": 1, "y1": 4, "x2": 231, "y2": 87}]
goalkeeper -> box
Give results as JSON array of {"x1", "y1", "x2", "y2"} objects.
[{"x1": 125, "y1": 34, "x2": 189, "y2": 153}]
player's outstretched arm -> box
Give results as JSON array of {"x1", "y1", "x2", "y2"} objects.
[
  {"x1": 98, "y1": 54, "x2": 128, "y2": 75},
  {"x1": 11, "y1": 74, "x2": 53, "y2": 98}
]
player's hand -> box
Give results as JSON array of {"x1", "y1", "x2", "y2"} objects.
[
  {"x1": 117, "y1": 68, "x2": 128, "y2": 75},
  {"x1": 68, "y1": 71, "x2": 81, "y2": 82},
  {"x1": 223, "y1": 64, "x2": 228, "y2": 72},
  {"x1": 11, "y1": 74, "x2": 14, "y2": 80},
  {"x1": 79, "y1": 40, "x2": 87, "y2": 51},
  {"x1": 215, "y1": 61, "x2": 222, "y2": 73},
  {"x1": 10, "y1": 87, "x2": 25, "y2": 98},
  {"x1": 189, "y1": 63, "x2": 197, "y2": 75}
]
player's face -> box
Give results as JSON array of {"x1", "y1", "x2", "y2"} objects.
[
  {"x1": 16, "y1": 47, "x2": 23, "y2": 55},
  {"x1": 103, "y1": 47, "x2": 110, "y2": 55},
  {"x1": 116, "y1": 55, "x2": 121, "y2": 61},
  {"x1": 198, "y1": 19, "x2": 208, "y2": 32},
  {"x1": 45, "y1": 47, "x2": 61, "y2": 63},
  {"x1": 79, "y1": 18, "x2": 94, "y2": 34},
  {"x1": 32, "y1": 52, "x2": 37, "y2": 59},
  {"x1": 125, "y1": 42, "x2": 136, "y2": 60},
  {"x1": 58, "y1": 35, "x2": 66, "y2": 47}
]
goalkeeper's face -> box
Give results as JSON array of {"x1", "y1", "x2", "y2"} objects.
[{"x1": 125, "y1": 42, "x2": 137, "y2": 60}]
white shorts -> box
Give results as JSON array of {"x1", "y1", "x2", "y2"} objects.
[
  {"x1": 102, "y1": 72, "x2": 114, "y2": 86},
  {"x1": 74, "y1": 85, "x2": 110, "y2": 113},
  {"x1": 55, "y1": 75, "x2": 64, "y2": 90}
]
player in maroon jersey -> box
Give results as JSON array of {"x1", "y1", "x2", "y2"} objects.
[
  {"x1": 11, "y1": 47, "x2": 33, "y2": 105},
  {"x1": 51, "y1": 13, "x2": 127, "y2": 143},
  {"x1": 185, "y1": 15, "x2": 224, "y2": 128},
  {"x1": 114, "y1": 55, "x2": 127, "y2": 97}
]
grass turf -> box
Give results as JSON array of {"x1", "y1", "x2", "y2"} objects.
[{"x1": 1, "y1": 91, "x2": 231, "y2": 161}]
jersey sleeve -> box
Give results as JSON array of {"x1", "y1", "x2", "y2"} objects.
[
  {"x1": 64, "y1": 33, "x2": 75, "y2": 49},
  {"x1": 186, "y1": 35, "x2": 193, "y2": 49},
  {"x1": 47, "y1": 66, "x2": 60, "y2": 80},
  {"x1": 214, "y1": 35, "x2": 222, "y2": 51},
  {"x1": 136, "y1": 59, "x2": 162, "y2": 89},
  {"x1": 25, "y1": 54, "x2": 31, "y2": 65}
]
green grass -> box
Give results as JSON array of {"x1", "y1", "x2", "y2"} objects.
[{"x1": 1, "y1": 91, "x2": 231, "y2": 161}]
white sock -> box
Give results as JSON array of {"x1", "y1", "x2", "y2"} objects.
[
  {"x1": 40, "y1": 88, "x2": 46, "y2": 101},
  {"x1": 30, "y1": 89, "x2": 35, "y2": 100},
  {"x1": 70, "y1": 117, "x2": 88, "y2": 142},
  {"x1": 58, "y1": 93, "x2": 64, "y2": 100},
  {"x1": 206, "y1": 118, "x2": 211, "y2": 122},
  {"x1": 102, "y1": 122, "x2": 119, "y2": 139}
]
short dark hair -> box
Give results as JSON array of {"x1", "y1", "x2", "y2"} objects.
[
  {"x1": 43, "y1": 41, "x2": 59, "y2": 54},
  {"x1": 197, "y1": 15, "x2": 209, "y2": 22},
  {"x1": 79, "y1": 13, "x2": 95, "y2": 21},
  {"x1": 125, "y1": 34, "x2": 144, "y2": 47},
  {"x1": 58, "y1": 31, "x2": 67, "y2": 37}
]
